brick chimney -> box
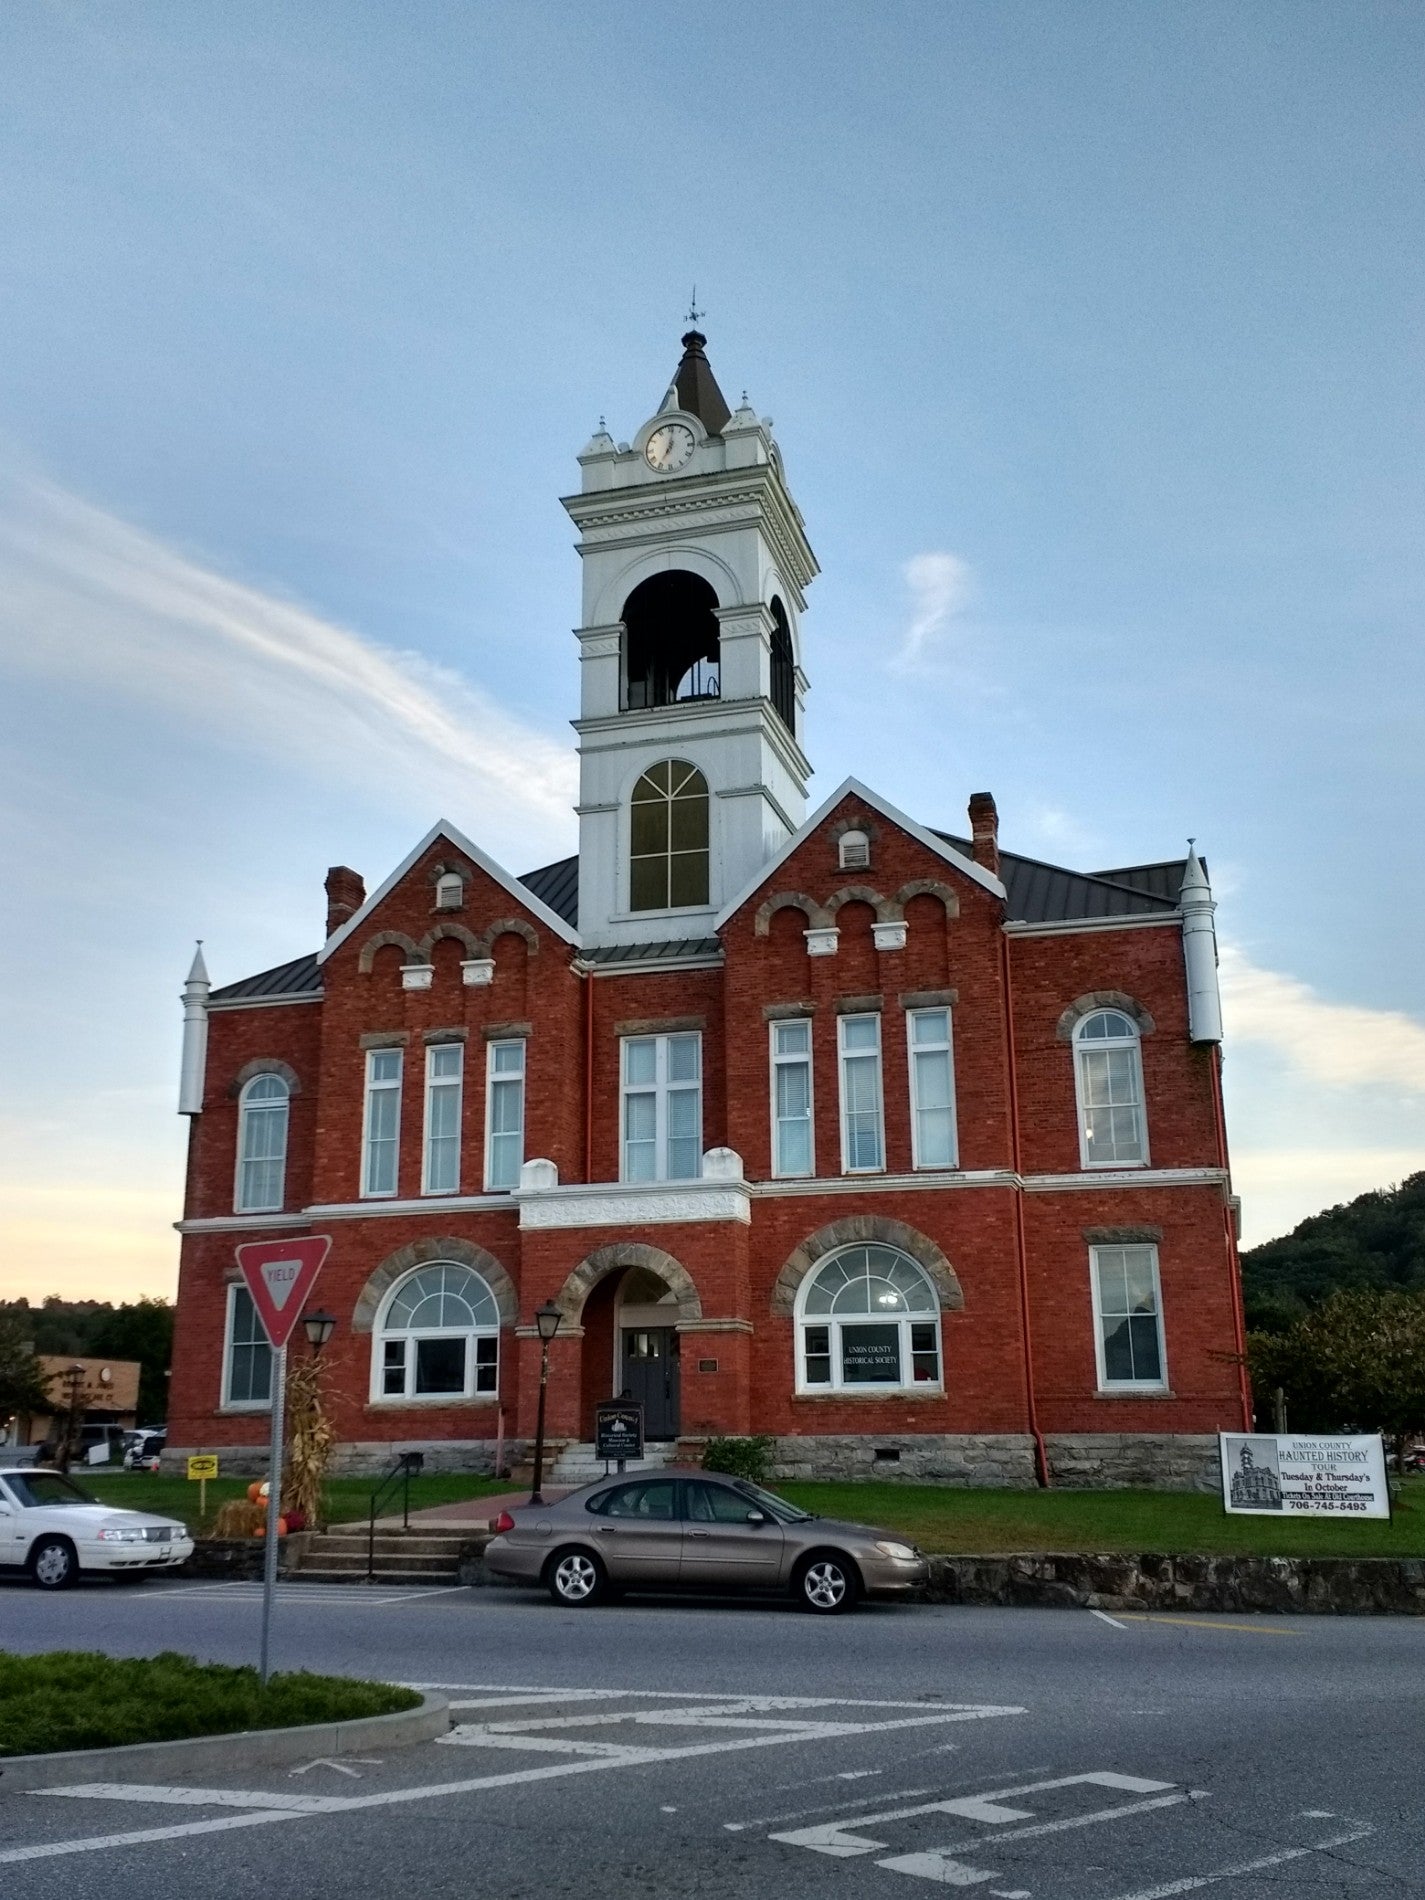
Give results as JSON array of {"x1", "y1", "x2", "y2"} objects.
[
  {"x1": 324, "y1": 865, "x2": 365, "y2": 938},
  {"x1": 967, "y1": 792, "x2": 1000, "y2": 879}
]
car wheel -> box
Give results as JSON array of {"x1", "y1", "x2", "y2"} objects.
[
  {"x1": 547, "y1": 1548, "x2": 607, "y2": 1608},
  {"x1": 29, "y1": 1536, "x2": 78, "y2": 1591},
  {"x1": 795, "y1": 1553, "x2": 859, "y2": 1615}
]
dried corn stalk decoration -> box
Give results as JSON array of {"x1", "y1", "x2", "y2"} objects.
[{"x1": 284, "y1": 1354, "x2": 335, "y2": 1530}]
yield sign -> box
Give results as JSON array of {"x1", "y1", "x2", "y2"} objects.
[{"x1": 235, "y1": 1236, "x2": 332, "y2": 1351}]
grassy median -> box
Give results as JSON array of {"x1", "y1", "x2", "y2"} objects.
[
  {"x1": 0, "y1": 1650, "x2": 420, "y2": 1757},
  {"x1": 777, "y1": 1476, "x2": 1425, "y2": 1558}
]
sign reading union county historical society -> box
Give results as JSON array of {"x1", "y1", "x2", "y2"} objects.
[{"x1": 1219, "y1": 1433, "x2": 1390, "y2": 1519}]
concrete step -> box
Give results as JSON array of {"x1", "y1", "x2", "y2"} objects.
[{"x1": 291, "y1": 1547, "x2": 462, "y2": 1573}]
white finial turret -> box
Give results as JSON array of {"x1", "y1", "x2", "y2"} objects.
[
  {"x1": 1180, "y1": 842, "x2": 1223, "y2": 1044},
  {"x1": 178, "y1": 940, "x2": 210, "y2": 1115}
]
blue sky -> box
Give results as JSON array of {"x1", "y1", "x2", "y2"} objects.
[{"x1": 1, "y1": 2, "x2": 1422, "y2": 1298}]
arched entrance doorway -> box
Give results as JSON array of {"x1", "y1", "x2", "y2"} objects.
[{"x1": 561, "y1": 1245, "x2": 701, "y2": 1443}]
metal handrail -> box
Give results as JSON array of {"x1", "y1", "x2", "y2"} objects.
[{"x1": 366, "y1": 1451, "x2": 425, "y2": 1581}]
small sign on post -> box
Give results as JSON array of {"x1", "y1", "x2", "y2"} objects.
[
  {"x1": 235, "y1": 1235, "x2": 332, "y2": 1686},
  {"x1": 187, "y1": 1453, "x2": 218, "y2": 1526},
  {"x1": 594, "y1": 1400, "x2": 644, "y2": 1471}
]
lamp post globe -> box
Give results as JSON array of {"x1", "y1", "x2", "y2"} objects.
[{"x1": 303, "y1": 1309, "x2": 337, "y2": 1355}]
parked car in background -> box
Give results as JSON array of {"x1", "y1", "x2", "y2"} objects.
[
  {"x1": 122, "y1": 1428, "x2": 166, "y2": 1470},
  {"x1": 0, "y1": 1467, "x2": 193, "y2": 1589},
  {"x1": 484, "y1": 1469, "x2": 928, "y2": 1613}
]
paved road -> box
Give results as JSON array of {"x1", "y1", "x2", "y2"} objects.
[{"x1": 1, "y1": 1577, "x2": 1421, "y2": 1898}]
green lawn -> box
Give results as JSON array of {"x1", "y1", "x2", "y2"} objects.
[
  {"x1": 776, "y1": 1477, "x2": 1425, "y2": 1559},
  {"x1": 84, "y1": 1472, "x2": 507, "y2": 1536},
  {"x1": 0, "y1": 1650, "x2": 418, "y2": 1757}
]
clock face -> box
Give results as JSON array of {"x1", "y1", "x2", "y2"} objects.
[{"x1": 645, "y1": 422, "x2": 696, "y2": 473}]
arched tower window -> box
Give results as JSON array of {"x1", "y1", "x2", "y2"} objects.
[
  {"x1": 770, "y1": 596, "x2": 795, "y2": 735},
  {"x1": 235, "y1": 1073, "x2": 289, "y2": 1213},
  {"x1": 795, "y1": 1245, "x2": 942, "y2": 1392},
  {"x1": 623, "y1": 571, "x2": 720, "y2": 709},
  {"x1": 1073, "y1": 1009, "x2": 1148, "y2": 1167},
  {"x1": 630, "y1": 760, "x2": 709, "y2": 911},
  {"x1": 373, "y1": 1262, "x2": 500, "y2": 1401}
]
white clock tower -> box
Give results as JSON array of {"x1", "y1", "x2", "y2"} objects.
[{"x1": 565, "y1": 332, "x2": 818, "y2": 949}]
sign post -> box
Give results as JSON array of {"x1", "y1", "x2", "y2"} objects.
[
  {"x1": 234, "y1": 1236, "x2": 331, "y2": 1687},
  {"x1": 186, "y1": 1453, "x2": 219, "y2": 1527}
]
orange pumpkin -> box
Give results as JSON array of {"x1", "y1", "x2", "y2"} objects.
[{"x1": 247, "y1": 1482, "x2": 263, "y2": 1503}]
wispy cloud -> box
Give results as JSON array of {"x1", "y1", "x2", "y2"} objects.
[
  {"x1": 1220, "y1": 944, "x2": 1425, "y2": 1092},
  {"x1": 892, "y1": 550, "x2": 973, "y2": 672},
  {"x1": 0, "y1": 472, "x2": 577, "y2": 858},
  {"x1": 1025, "y1": 803, "x2": 1102, "y2": 861}
]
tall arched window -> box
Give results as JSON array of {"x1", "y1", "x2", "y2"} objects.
[
  {"x1": 622, "y1": 571, "x2": 720, "y2": 709},
  {"x1": 1073, "y1": 1009, "x2": 1148, "y2": 1167},
  {"x1": 235, "y1": 1074, "x2": 289, "y2": 1212},
  {"x1": 795, "y1": 1245, "x2": 941, "y2": 1392},
  {"x1": 373, "y1": 1262, "x2": 500, "y2": 1401},
  {"x1": 630, "y1": 759, "x2": 710, "y2": 910},
  {"x1": 770, "y1": 597, "x2": 795, "y2": 735}
]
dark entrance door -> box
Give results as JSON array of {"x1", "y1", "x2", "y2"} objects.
[{"x1": 620, "y1": 1328, "x2": 680, "y2": 1440}]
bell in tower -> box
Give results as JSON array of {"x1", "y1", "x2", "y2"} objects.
[{"x1": 565, "y1": 330, "x2": 818, "y2": 949}]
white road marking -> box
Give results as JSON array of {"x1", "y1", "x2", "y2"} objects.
[
  {"x1": 129, "y1": 1583, "x2": 467, "y2": 1605},
  {"x1": 874, "y1": 1798, "x2": 1192, "y2": 1878},
  {"x1": 1090, "y1": 1609, "x2": 1126, "y2": 1629},
  {"x1": 5, "y1": 1690, "x2": 1024, "y2": 1867},
  {"x1": 289, "y1": 1758, "x2": 380, "y2": 1777},
  {"x1": 838, "y1": 1769, "x2": 883, "y2": 1780},
  {"x1": 772, "y1": 1772, "x2": 1180, "y2": 1856},
  {"x1": 1300, "y1": 1808, "x2": 1334, "y2": 1817},
  {"x1": 722, "y1": 1767, "x2": 1054, "y2": 1834},
  {"x1": 36, "y1": 1784, "x2": 346, "y2": 1812},
  {"x1": 1100, "y1": 1826, "x2": 1374, "y2": 1899}
]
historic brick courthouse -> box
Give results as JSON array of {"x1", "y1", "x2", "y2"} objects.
[{"x1": 168, "y1": 332, "x2": 1249, "y2": 1488}]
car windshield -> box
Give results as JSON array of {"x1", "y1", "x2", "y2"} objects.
[
  {"x1": 729, "y1": 1480, "x2": 813, "y2": 1524},
  {"x1": 4, "y1": 1473, "x2": 97, "y2": 1509}
]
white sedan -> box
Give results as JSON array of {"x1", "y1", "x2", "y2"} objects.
[{"x1": 0, "y1": 1468, "x2": 194, "y2": 1589}]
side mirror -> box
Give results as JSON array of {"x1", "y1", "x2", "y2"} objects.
[{"x1": 745, "y1": 1510, "x2": 767, "y2": 1526}]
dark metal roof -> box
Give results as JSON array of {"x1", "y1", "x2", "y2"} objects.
[
  {"x1": 581, "y1": 938, "x2": 723, "y2": 966},
  {"x1": 672, "y1": 330, "x2": 732, "y2": 436},
  {"x1": 932, "y1": 834, "x2": 1184, "y2": 925},
  {"x1": 520, "y1": 854, "x2": 579, "y2": 926},
  {"x1": 209, "y1": 953, "x2": 322, "y2": 1003},
  {"x1": 1091, "y1": 856, "x2": 1201, "y2": 906}
]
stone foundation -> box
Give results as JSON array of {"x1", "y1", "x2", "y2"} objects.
[
  {"x1": 758, "y1": 1432, "x2": 1220, "y2": 1491},
  {"x1": 926, "y1": 1553, "x2": 1425, "y2": 1616},
  {"x1": 161, "y1": 1439, "x2": 526, "y2": 1481}
]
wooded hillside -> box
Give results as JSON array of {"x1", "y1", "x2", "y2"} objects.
[{"x1": 1241, "y1": 1171, "x2": 1425, "y2": 1332}]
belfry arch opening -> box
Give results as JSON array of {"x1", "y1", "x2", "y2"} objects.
[
  {"x1": 770, "y1": 596, "x2": 795, "y2": 734},
  {"x1": 622, "y1": 571, "x2": 720, "y2": 709}
]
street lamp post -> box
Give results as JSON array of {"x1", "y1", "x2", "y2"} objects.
[
  {"x1": 528, "y1": 1299, "x2": 563, "y2": 1507},
  {"x1": 302, "y1": 1309, "x2": 336, "y2": 1355}
]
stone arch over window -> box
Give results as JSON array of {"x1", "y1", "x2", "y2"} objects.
[
  {"x1": 357, "y1": 930, "x2": 424, "y2": 974},
  {"x1": 622, "y1": 570, "x2": 721, "y2": 709},
  {"x1": 481, "y1": 917, "x2": 540, "y2": 956},
  {"x1": 793, "y1": 1244, "x2": 945, "y2": 1393},
  {"x1": 227, "y1": 1058, "x2": 301, "y2": 1098},
  {"x1": 826, "y1": 885, "x2": 898, "y2": 923},
  {"x1": 555, "y1": 1243, "x2": 703, "y2": 1326},
  {"x1": 352, "y1": 1237, "x2": 517, "y2": 1334},
  {"x1": 1056, "y1": 991, "x2": 1156, "y2": 1041},
  {"x1": 892, "y1": 880, "x2": 960, "y2": 920},
  {"x1": 417, "y1": 921, "x2": 484, "y2": 960},
  {"x1": 769, "y1": 595, "x2": 795, "y2": 734},
  {"x1": 753, "y1": 892, "x2": 830, "y2": 938},
  {"x1": 770, "y1": 1217, "x2": 964, "y2": 1317},
  {"x1": 630, "y1": 760, "x2": 710, "y2": 911}
]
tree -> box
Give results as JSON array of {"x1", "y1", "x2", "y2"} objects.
[
  {"x1": 0, "y1": 1313, "x2": 52, "y2": 1426},
  {"x1": 1249, "y1": 1288, "x2": 1425, "y2": 1465},
  {"x1": 90, "y1": 1300, "x2": 174, "y2": 1423}
]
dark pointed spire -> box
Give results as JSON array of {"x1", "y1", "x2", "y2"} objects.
[{"x1": 672, "y1": 330, "x2": 731, "y2": 436}]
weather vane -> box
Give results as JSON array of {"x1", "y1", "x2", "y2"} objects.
[{"x1": 686, "y1": 285, "x2": 705, "y2": 326}]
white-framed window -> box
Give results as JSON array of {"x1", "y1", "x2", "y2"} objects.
[
  {"x1": 485, "y1": 1039, "x2": 526, "y2": 1190},
  {"x1": 907, "y1": 1008, "x2": 957, "y2": 1169},
  {"x1": 1073, "y1": 1008, "x2": 1148, "y2": 1167},
  {"x1": 629, "y1": 759, "x2": 710, "y2": 911},
  {"x1": 770, "y1": 1018, "x2": 815, "y2": 1178},
  {"x1": 235, "y1": 1073, "x2": 289, "y2": 1212},
  {"x1": 422, "y1": 1042, "x2": 463, "y2": 1195},
  {"x1": 795, "y1": 1245, "x2": 941, "y2": 1393},
  {"x1": 222, "y1": 1283, "x2": 272, "y2": 1409},
  {"x1": 362, "y1": 1047, "x2": 402, "y2": 1198},
  {"x1": 373, "y1": 1262, "x2": 500, "y2": 1402},
  {"x1": 1090, "y1": 1244, "x2": 1168, "y2": 1390},
  {"x1": 621, "y1": 1032, "x2": 702, "y2": 1182},
  {"x1": 838, "y1": 1013, "x2": 884, "y2": 1173}
]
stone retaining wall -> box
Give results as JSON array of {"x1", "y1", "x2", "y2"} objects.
[
  {"x1": 925, "y1": 1552, "x2": 1425, "y2": 1615},
  {"x1": 161, "y1": 1440, "x2": 526, "y2": 1480}
]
